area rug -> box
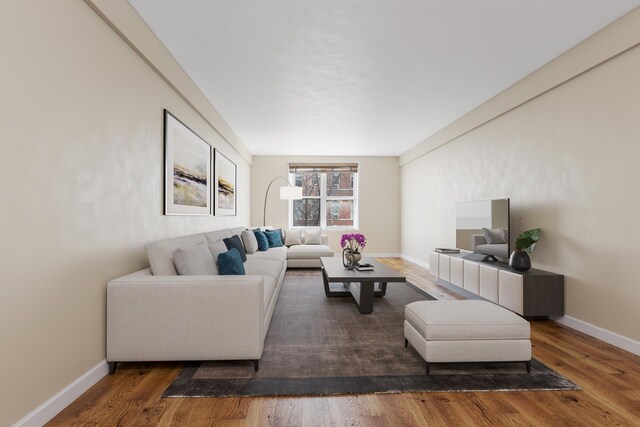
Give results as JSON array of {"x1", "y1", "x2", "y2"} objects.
[{"x1": 164, "y1": 270, "x2": 578, "y2": 397}]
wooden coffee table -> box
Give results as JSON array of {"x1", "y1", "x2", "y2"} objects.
[{"x1": 320, "y1": 257, "x2": 406, "y2": 314}]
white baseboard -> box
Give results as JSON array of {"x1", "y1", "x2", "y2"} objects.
[
  {"x1": 399, "y1": 254, "x2": 430, "y2": 269},
  {"x1": 551, "y1": 315, "x2": 640, "y2": 356},
  {"x1": 14, "y1": 359, "x2": 108, "y2": 427}
]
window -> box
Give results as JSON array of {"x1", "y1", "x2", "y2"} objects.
[{"x1": 289, "y1": 163, "x2": 358, "y2": 229}]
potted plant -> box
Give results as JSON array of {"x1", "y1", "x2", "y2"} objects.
[
  {"x1": 509, "y1": 228, "x2": 540, "y2": 272},
  {"x1": 340, "y1": 233, "x2": 366, "y2": 270}
]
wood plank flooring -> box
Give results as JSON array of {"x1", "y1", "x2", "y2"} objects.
[{"x1": 48, "y1": 258, "x2": 640, "y2": 426}]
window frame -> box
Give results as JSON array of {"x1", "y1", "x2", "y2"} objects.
[{"x1": 288, "y1": 166, "x2": 359, "y2": 230}]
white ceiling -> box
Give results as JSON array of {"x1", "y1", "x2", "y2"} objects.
[{"x1": 129, "y1": 0, "x2": 639, "y2": 156}]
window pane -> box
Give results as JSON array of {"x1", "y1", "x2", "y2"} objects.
[
  {"x1": 293, "y1": 172, "x2": 321, "y2": 197},
  {"x1": 325, "y1": 172, "x2": 354, "y2": 197},
  {"x1": 326, "y1": 200, "x2": 353, "y2": 227},
  {"x1": 293, "y1": 199, "x2": 321, "y2": 226}
]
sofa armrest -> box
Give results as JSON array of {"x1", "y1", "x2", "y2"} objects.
[
  {"x1": 107, "y1": 275, "x2": 265, "y2": 362},
  {"x1": 471, "y1": 234, "x2": 486, "y2": 251},
  {"x1": 321, "y1": 235, "x2": 329, "y2": 245}
]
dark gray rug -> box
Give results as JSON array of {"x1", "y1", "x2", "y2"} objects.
[{"x1": 164, "y1": 270, "x2": 578, "y2": 397}]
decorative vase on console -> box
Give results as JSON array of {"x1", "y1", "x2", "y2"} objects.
[
  {"x1": 509, "y1": 228, "x2": 540, "y2": 272},
  {"x1": 340, "y1": 233, "x2": 366, "y2": 270}
]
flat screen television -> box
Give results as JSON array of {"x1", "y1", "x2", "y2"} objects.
[{"x1": 456, "y1": 198, "x2": 510, "y2": 261}]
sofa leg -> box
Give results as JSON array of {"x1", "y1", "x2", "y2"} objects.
[
  {"x1": 253, "y1": 360, "x2": 259, "y2": 372},
  {"x1": 426, "y1": 363, "x2": 431, "y2": 376},
  {"x1": 525, "y1": 360, "x2": 531, "y2": 373},
  {"x1": 404, "y1": 338, "x2": 408, "y2": 348},
  {"x1": 108, "y1": 362, "x2": 118, "y2": 375}
]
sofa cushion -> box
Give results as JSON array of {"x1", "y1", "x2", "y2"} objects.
[
  {"x1": 253, "y1": 229, "x2": 269, "y2": 251},
  {"x1": 173, "y1": 242, "x2": 218, "y2": 275},
  {"x1": 224, "y1": 235, "x2": 247, "y2": 262},
  {"x1": 286, "y1": 244, "x2": 334, "y2": 259},
  {"x1": 405, "y1": 300, "x2": 530, "y2": 341},
  {"x1": 245, "y1": 258, "x2": 284, "y2": 279},
  {"x1": 246, "y1": 247, "x2": 287, "y2": 263},
  {"x1": 145, "y1": 233, "x2": 207, "y2": 275},
  {"x1": 304, "y1": 228, "x2": 322, "y2": 245},
  {"x1": 204, "y1": 229, "x2": 233, "y2": 244},
  {"x1": 264, "y1": 230, "x2": 284, "y2": 248},
  {"x1": 208, "y1": 239, "x2": 228, "y2": 263},
  {"x1": 242, "y1": 230, "x2": 259, "y2": 254},
  {"x1": 218, "y1": 248, "x2": 246, "y2": 275},
  {"x1": 284, "y1": 228, "x2": 302, "y2": 246},
  {"x1": 229, "y1": 226, "x2": 246, "y2": 237}
]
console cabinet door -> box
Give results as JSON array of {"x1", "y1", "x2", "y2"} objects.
[
  {"x1": 479, "y1": 265, "x2": 499, "y2": 303},
  {"x1": 429, "y1": 252, "x2": 439, "y2": 277},
  {"x1": 499, "y1": 270, "x2": 524, "y2": 315},
  {"x1": 450, "y1": 257, "x2": 464, "y2": 287},
  {"x1": 463, "y1": 261, "x2": 479, "y2": 295},
  {"x1": 438, "y1": 254, "x2": 451, "y2": 281}
]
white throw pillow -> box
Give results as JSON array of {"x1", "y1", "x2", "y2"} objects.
[
  {"x1": 285, "y1": 228, "x2": 302, "y2": 246},
  {"x1": 173, "y1": 242, "x2": 219, "y2": 275},
  {"x1": 241, "y1": 230, "x2": 259, "y2": 254},
  {"x1": 304, "y1": 228, "x2": 322, "y2": 245}
]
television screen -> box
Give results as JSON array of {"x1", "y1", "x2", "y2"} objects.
[{"x1": 456, "y1": 199, "x2": 510, "y2": 259}]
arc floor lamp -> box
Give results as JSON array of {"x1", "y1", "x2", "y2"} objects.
[{"x1": 263, "y1": 176, "x2": 303, "y2": 226}]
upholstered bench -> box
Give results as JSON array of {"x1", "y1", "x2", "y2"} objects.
[{"x1": 404, "y1": 300, "x2": 532, "y2": 374}]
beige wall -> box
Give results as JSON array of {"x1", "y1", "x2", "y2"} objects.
[
  {"x1": 0, "y1": 1, "x2": 250, "y2": 425},
  {"x1": 401, "y1": 43, "x2": 640, "y2": 341},
  {"x1": 251, "y1": 156, "x2": 400, "y2": 254}
]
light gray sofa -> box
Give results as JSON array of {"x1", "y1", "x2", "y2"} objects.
[{"x1": 106, "y1": 226, "x2": 332, "y2": 374}]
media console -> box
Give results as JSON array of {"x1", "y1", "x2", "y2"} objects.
[{"x1": 429, "y1": 251, "x2": 564, "y2": 318}]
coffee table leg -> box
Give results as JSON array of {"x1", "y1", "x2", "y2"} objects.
[
  {"x1": 374, "y1": 282, "x2": 387, "y2": 297},
  {"x1": 355, "y1": 281, "x2": 375, "y2": 314},
  {"x1": 322, "y1": 266, "x2": 351, "y2": 297}
]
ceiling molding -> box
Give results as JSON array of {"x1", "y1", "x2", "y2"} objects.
[
  {"x1": 399, "y1": 6, "x2": 640, "y2": 166},
  {"x1": 84, "y1": 0, "x2": 253, "y2": 165}
]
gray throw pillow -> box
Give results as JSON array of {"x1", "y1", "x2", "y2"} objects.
[
  {"x1": 173, "y1": 242, "x2": 218, "y2": 275},
  {"x1": 241, "y1": 230, "x2": 259, "y2": 254},
  {"x1": 284, "y1": 228, "x2": 302, "y2": 246},
  {"x1": 304, "y1": 228, "x2": 322, "y2": 245},
  {"x1": 208, "y1": 239, "x2": 229, "y2": 263},
  {"x1": 483, "y1": 227, "x2": 508, "y2": 244}
]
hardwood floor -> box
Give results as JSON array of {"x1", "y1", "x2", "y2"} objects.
[{"x1": 48, "y1": 258, "x2": 640, "y2": 426}]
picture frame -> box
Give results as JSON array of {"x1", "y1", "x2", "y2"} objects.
[
  {"x1": 214, "y1": 149, "x2": 237, "y2": 216},
  {"x1": 164, "y1": 110, "x2": 212, "y2": 215}
]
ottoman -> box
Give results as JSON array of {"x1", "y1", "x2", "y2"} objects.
[{"x1": 404, "y1": 300, "x2": 532, "y2": 374}]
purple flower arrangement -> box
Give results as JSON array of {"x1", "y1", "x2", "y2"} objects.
[{"x1": 340, "y1": 233, "x2": 366, "y2": 253}]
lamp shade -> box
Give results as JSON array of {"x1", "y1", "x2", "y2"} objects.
[{"x1": 280, "y1": 186, "x2": 303, "y2": 200}]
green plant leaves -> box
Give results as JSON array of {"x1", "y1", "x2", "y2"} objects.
[{"x1": 515, "y1": 228, "x2": 541, "y2": 253}]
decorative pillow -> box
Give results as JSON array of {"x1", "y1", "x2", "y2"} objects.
[
  {"x1": 173, "y1": 242, "x2": 218, "y2": 275},
  {"x1": 264, "y1": 230, "x2": 284, "y2": 247},
  {"x1": 218, "y1": 248, "x2": 246, "y2": 275},
  {"x1": 208, "y1": 239, "x2": 228, "y2": 263},
  {"x1": 253, "y1": 229, "x2": 269, "y2": 251},
  {"x1": 304, "y1": 228, "x2": 322, "y2": 245},
  {"x1": 274, "y1": 228, "x2": 285, "y2": 244},
  {"x1": 284, "y1": 228, "x2": 302, "y2": 246},
  {"x1": 483, "y1": 227, "x2": 508, "y2": 244},
  {"x1": 241, "y1": 230, "x2": 259, "y2": 254},
  {"x1": 223, "y1": 235, "x2": 247, "y2": 262}
]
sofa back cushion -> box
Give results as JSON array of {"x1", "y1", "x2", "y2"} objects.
[
  {"x1": 224, "y1": 235, "x2": 247, "y2": 262},
  {"x1": 264, "y1": 230, "x2": 284, "y2": 247},
  {"x1": 242, "y1": 230, "x2": 259, "y2": 254},
  {"x1": 218, "y1": 248, "x2": 246, "y2": 275},
  {"x1": 253, "y1": 229, "x2": 269, "y2": 251},
  {"x1": 204, "y1": 229, "x2": 233, "y2": 244},
  {"x1": 145, "y1": 233, "x2": 207, "y2": 275},
  {"x1": 208, "y1": 239, "x2": 228, "y2": 263},
  {"x1": 173, "y1": 242, "x2": 218, "y2": 275},
  {"x1": 304, "y1": 228, "x2": 322, "y2": 245}
]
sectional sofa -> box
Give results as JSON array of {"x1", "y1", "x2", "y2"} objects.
[{"x1": 106, "y1": 226, "x2": 333, "y2": 374}]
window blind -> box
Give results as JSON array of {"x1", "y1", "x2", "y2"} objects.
[{"x1": 288, "y1": 163, "x2": 358, "y2": 173}]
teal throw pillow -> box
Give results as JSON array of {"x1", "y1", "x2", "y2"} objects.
[
  {"x1": 264, "y1": 230, "x2": 283, "y2": 247},
  {"x1": 253, "y1": 229, "x2": 269, "y2": 251},
  {"x1": 218, "y1": 248, "x2": 246, "y2": 275}
]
